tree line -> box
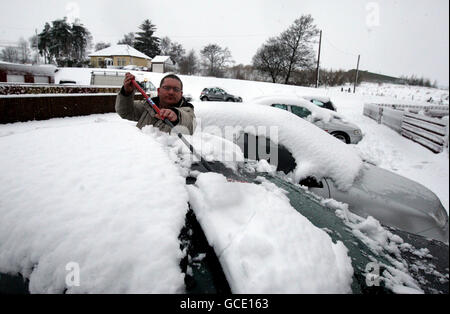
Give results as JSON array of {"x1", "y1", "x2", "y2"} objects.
[{"x1": 0, "y1": 16, "x2": 439, "y2": 88}]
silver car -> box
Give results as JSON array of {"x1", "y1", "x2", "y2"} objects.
[
  {"x1": 252, "y1": 95, "x2": 363, "y2": 144},
  {"x1": 235, "y1": 132, "x2": 449, "y2": 243}
]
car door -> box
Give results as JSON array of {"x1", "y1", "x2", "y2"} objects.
[{"x1": 215, "y1": 88, "x2": 226, "y2": 101}]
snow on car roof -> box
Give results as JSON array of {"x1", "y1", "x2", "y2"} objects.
[
  {"x1": 0, "y1": 116, "x2": 189, "y2": 293},
  {"x1": 300, "y1": 95, "x2": 331, "y2": 103},
  {"x1": 194, "y1": 101, "x2": 363, "y2": 189},
  {"x1": 250, "y1": 94, "x2": 337, "y2": 122}
]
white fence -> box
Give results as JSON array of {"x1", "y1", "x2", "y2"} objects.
[{"x1": 363, "y1": 103, "x2": 449, "y2": 153}]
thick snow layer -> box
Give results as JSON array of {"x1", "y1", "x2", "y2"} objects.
[
  {"x1": 0, "y1": 116, "x2": 189, "y2": 293},
  {"x1": 194, "y1": 101, "x2": 363, "y2": 190},
  {"x1": 0, "y1": 114, "x2": 356, "y2": 294},
  {"x1": 187, "y1": 173, "x2": 354, "y2": 293}
]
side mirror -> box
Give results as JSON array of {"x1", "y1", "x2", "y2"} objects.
[{"x1": 299, "y1": 177, "x2": 324, "y2": 188}]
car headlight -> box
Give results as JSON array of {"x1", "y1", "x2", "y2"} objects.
[{"x1": 353, "y1": 130, "x2": 361, "y2": 136}]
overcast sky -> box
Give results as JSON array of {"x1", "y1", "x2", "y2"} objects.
[{"x1": 0, "y1": 0, "x2": 448, "y2": 86}]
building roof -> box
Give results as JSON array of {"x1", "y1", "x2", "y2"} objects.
[
  {"x1": 151, "y1": 56, "x2": 174, "y2": 64},
  {"x1": 88, "y1": 45, "x2": 151, "y2": 60}
]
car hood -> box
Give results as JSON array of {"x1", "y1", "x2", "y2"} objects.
[
  {"x1": 318, "y1": 118, "x2": 360, "y2": 132},
  {"x1": 355, "y1": 163, "x2": 448, "y2": 229}
]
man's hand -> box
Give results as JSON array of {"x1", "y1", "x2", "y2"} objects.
[
  {"x1": 123, "y1": 72, "x2": 136, "y2": 94},
  {"x1": 155, "y1": 109, "x2": 177, "y2": 122}
]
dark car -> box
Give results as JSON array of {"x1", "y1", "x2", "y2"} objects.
[
  {"x1": 2, "y1": 160, "x2": 448, "y2": 294},
  {"x1": 200, "y1": 87, "x2": 242, "y2": 102},
  {"x1": 184, "y1": 162, "x2": 449, "y2": 294},
  {"x1": 301, "y1": 95, "x2": 337, "y2": 111}
]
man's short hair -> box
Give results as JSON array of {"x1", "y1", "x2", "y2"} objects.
[{"x1": 160, "y1": 74, "x2": 183, "y2": 91}]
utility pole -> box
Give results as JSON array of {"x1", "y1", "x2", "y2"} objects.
[
  {"x1": 353, "y1": 54, "x2": 360, "y2": 93},
  {"x1": 315, "y1": 30, "x2": 322, "y2": 88}
]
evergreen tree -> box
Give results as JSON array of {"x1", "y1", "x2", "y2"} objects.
[
  {"x1": 134, "y1": 19, "x2": 160, "y2": 58},
  {"x1": 71, "y1": 20, "x2": 92, "y2": 65},
  {"x1": 38, "y1": 23, "x2": 52, "y2": 63},
  {"x1": 37, "y1": 18, "x2": 92, "y2": 66}
]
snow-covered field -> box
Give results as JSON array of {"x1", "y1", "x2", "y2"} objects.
[{"x1": 0, "y1": 68, "x2": 448, "y2": 293}]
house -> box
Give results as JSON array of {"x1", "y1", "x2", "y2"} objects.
[
  {"x1": 0, "y1": 61, "x2": 56, "y2": 84},
  {"x1": 88, "y1": 45, "x2": 151, "y2": 69},
  {"x1": 151, "y1": 56, "x2": 175, "y2": 73}
]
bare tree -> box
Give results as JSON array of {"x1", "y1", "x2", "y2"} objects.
[
  {"x1": 118, "y1": 32, "x2": 135, "y2": 46},
  {"x1": 18, "y1": 37, "x2": 31, "y2": 64},
  {"x1": 159, "y1": 36, "x2": 185, "y2": 65},
  {"x1": 0, "y1": 46, "x2": 20, "y2": 63},
  {"x1": 200, "y1": 44, "x2": 233, "y2": 77},
  {"x1": 95, "y1": 42, "x2": 111, "y2": 51},
  {"x1": 279, "y1": 15, "x2": 319, "y2": 84},
  {"x1": 178, "y1": 49, "x2": 199, "y2": 75},
  {"x1": 252, "y1": 37, "x2": 288, "y2": 83}
]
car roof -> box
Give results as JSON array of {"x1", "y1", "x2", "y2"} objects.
[{"x1": 301, "y1": 95, "x2": 332, "y2": 103}]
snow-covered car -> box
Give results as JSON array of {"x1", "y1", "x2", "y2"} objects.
[
  {"x1": 194, "y1": 102, "x2": 449, "y2": 244},
  {"x1": 301, "y1": 95, "x2": 337, "y2": 111},
  {"x1": 251, "y1": 95, "x2": 362, "y2": 144},
  {"x1": 200, "y1": 87, "x2": 242, "y2": 102},
  {"x1": 0, "y1": 114, "x2": 448, "y2": 294}
]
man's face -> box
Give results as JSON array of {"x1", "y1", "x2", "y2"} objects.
[{"x1": 158, "y1": 78, "x2": 183, "y2": 107}]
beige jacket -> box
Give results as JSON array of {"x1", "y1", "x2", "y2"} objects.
[{"x1": 115, "y1": 89, "x2": 196, "y2": 135}]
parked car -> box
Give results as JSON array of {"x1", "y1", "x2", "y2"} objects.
[
  {"x1": 184, "y1": 161, "x2": 449, "y2": 294},
  {"x1": 194, "y1": 102, "x2": 449, "y2": 244},
  {"x1": 252, "y1": 95, "x2": 362, "y2": 144},
  {"x1": 200, "y1": 87, "x2": 242, "y2": 102},
  {"x1": 300, "y1": 95, "x2": 337, "y2": 111}
]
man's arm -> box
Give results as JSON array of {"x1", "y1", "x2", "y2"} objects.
[
  {"x1": 115, "y1": 73, "x2": 145, "y2": 122},
  {"x1": 115, "y1": 87, "x2": 145, "y2": 122}
]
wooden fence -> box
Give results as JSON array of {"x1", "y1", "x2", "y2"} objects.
[
  {"x1": 364, "y1": 103, "x2": 449, "y2": 153},
  {"x1": 0, "y1": 93, "x2": 144, "y2": 124}
]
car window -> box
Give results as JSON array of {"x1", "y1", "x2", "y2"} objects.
[
  {"x1": 312, "y1": 99, "x2": 324, "y2": 107},
  {"x1": 291, "y1": 106, "x2": 312, "y2": 118},
  {"x1": 271, "y1": 104, "x2": 288, "y2": 110}
]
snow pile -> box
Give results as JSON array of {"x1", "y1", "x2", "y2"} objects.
[
  {"x1": 141, "y1": 125, "x2": 245, "y2": 174},
  {"x1": 0, "y1": 116, "x2": 189, "y2": 293},
  {"x1": 194, "y1": 102, "x2": 363, "y2": 190},
  {"x1": 187, "y1": 173, "x2": 354, "y2": 293},
  {"x1": 332, "y1": 207, "x2": 424, "y2": 293}
]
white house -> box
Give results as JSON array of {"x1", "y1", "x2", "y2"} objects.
[{"x1": 151, "y1": 56, "x2": 175, "y2": 73}]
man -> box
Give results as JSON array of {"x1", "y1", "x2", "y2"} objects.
[{"x1": 115, "y1": 73, "x2": 195, "y2": 134}]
